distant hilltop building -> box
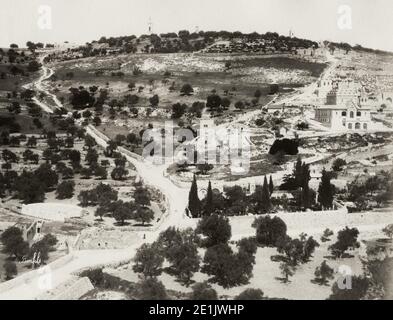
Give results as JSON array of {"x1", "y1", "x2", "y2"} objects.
[
  {"x1": 296, "y1": 47, "x2": 328, "y2": 60},
  {"x1": 315, "y1": 78, "x2": 378, "y2": 131}
]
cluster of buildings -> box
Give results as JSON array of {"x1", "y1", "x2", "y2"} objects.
[
  {"x1": 202, "y1": 38, "x2": 319, "y2": 55},
  {"x1": 176, "y1": 116, "x2": 254, "y2": 174},
  {"x1": 203, "y1": 39, "x2": 282, "y2": 54},
  {"x1": 315, "y1": 78, "x2": 380, "y2": 131}
]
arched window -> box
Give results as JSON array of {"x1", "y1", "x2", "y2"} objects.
[
  {"x1": 341, "y1": 111, "x2": 347, "y2": 116},
  {"x1": 350, "y1": 111, "x2": 354, "y2": 118},
  {"x1": 363, "y1": 123, "x2": 368, "y2": 130},
  {"x1": 355, "y1": 122, "x2": 361, "y2": 129},
  {"x1": 357, "y1": 111, "x2": 361, "y2": 117},
  {"x1": 348, "y1": 123, "x2": 352, "y2": 129}
]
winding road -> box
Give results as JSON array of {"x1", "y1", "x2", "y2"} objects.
[{"x1": 0, "y1": 51, "x2": 192, "y2": 299}]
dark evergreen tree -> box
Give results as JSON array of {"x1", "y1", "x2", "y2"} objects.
[
  {"x1": 294, "y1": 156, "x2": 303, "y2": 187},
  {"x1": 300, "y1": 163, "x2": 311, "y2": 210},
  {"x1": 317, "y1": 169, "x2": 335, "y2": 209},
  {"x1": 269, "y1": 175, "x2": 274, "y2": 195},
  {"x1": 261, "y1": 176, "x2": 272, "y2": 213},
  {"x1": 301, "y1": 183, "x2": 311, "y2": 210},
  {"x1": 254, "y1": 177, "x2": 272, "y2": 214},
  {"x1": 188, "y1": 174, "x2": 201, "y2": 218},
  {"x1": 301, "y1": 162, "x2": 310, "y2": 188},
  {"x1": 204, "y1": 180, "x2": 214, "y2": 216}
]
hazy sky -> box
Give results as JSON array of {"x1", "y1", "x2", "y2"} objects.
[{"x1": 1, "y1": 0, "x2": 392, "y2": 51}]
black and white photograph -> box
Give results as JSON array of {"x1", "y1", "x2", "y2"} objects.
[{"x1": 0, "y1": 0, "x2": 393, "y2": 305}]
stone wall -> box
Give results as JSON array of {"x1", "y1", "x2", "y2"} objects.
[
  {"x1": 86, "y1": 125, "x2": 110, "y2": 144},
  {"x1": 117, "y1": 146, "x2": 143, "y2": 161},
  {"x1": 73, "y1": 227, "x2": 141, "y2": 250},
  {"x1": 53, "y1": 277, "x2": 94, "y2": 300}
]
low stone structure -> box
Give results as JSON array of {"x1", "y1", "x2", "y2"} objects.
[
  {"x1": 74, "y1": 227, "x2": 141, "y2": 250},
  {"x1": 21, "y1": 203, "x2": 84, "y2": 222},
  {"x1": 52, "y1": 277, "x2": 94, "y2": 300},
  {"x1": 14, "y1": 220, "x2": 44, "y2": 245}
]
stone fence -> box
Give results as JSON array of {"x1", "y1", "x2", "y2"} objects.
[
  {"x1": 117, "y1": 146, "x2": 143, "y2": 161},
  {"x1": 52, "y1": 277, "x2": 94, "y2": 300},
  {"x1": 0, "y1": 203, "x2": 22, "y2": 215},
  {"x1": 275, "y1": 200, "x2": 348, "y2": 215},
  {"x1": 73, "y1": 258, "x2": 132, "y2": 276},
  {"x1": 86, "y1": 125, "x2": 110, "y2": 144}
]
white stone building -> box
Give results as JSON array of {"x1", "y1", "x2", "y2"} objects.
[
  {"x1": 315, "y1": 79, "x2": 377, "y2": 131},
  {"x1": 315, "y1": 102, "x2": 373, "y2": 130},
  {"x1": 176, "y1": 116, "x2": 254, "y2": 174}
]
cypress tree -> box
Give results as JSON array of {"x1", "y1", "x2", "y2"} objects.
[
  {"x1": 269, "y1": 175, "x2": 274, "y2": 195},
  {"x1": 301, "y1": 163, "x2": 310, "y2": 188},
  {"x1": 301, "y1": 183, "x2": 311, "y2": 210},
  {"x1": 188, "y1": 174, "x2": 201, "y2": 217},
  {"x1": 260, "y1": 176, "x2": 272, "y2": 213},
  {"x1": 294, "y1": 156, "x2": 303, "y2": 188},
  {"x1": 300, "y1": 163, "x2": 311, "y2": 210},
  {"x1": 254, "y1": 185, "x2": 263, "y2": 214},
  {"x1": 204, "y1": 180, "x2": 214, "y2": 216},
  {"x1": 317, "y1": 169, "x2": 334, "y2": 209}
]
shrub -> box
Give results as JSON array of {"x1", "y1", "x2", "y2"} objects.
[
  {"x1": 191, "y1": 282, "x2": 218, "y2": 300},
  {"x1": 314, "y1": 260, "x2": 334, "y2": 285},
  {"x1": 269, "y1": 84, "x2": 279, "y2": 95},
  {"x1": 332, "y1": 158, "x2": 346, "y2": 172},
  {"x1": 132, "y1": 243, "x2": 164, "y2": 278},
  {"x1": 202, "y1": 238, "x2": 257, "y2": 289},
  {"x1": 252, "y1": 216, "x2": 287, "y2": 247},
  {"x1": 269, "y1": 139, "x2": 299, "y2": 156},
  {"x1": 329, "y1": 227, "x2": 360, "y2": 258},
  {"x1": 321, "y1": 228, "x2": 334, "y2": 242},
  {"x1": 180, "y1": 84, "x2": 194, "y2": 96},
  {"x1": 382, "y1": 224, "x2": 393, "y2": 239},
  {"x1": 136, "y1": 278, "x2": 168, "y2": 300},
  {"x1": 3, "y1": 261, "x2": 17, "y2": 280},
  {"x1": 235, "y1": 288, "x2": 264, "y2": 300},
  {"x1": 80, "y1": 268, "x2": 105, "y2": 287},
  {"x1": 196, "y1": 214, "x2": 231, "y2": 247},
  {"x1": 0, "y1": 227, "x2": 29, "y2": 260},
  {"x1": 56, "y1": 181, "x2": 75, "y2": 199}
]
